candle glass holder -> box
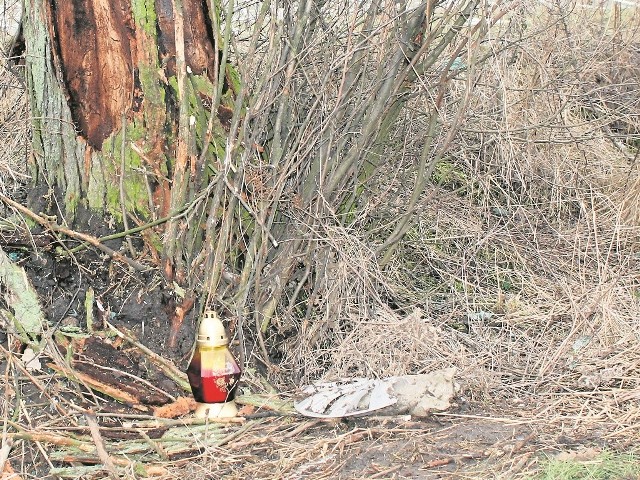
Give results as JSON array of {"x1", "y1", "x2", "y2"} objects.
[{"x1": 187, "y1": 311, "x2": 241, "y2": 418}]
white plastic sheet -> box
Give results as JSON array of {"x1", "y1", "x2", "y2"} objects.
[{"x1": 295, "y1": 368, "x2": 458, "y2": 418}]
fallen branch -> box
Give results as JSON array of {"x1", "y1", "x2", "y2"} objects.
[
  {"x1": 123, "y1": 416, "x2": 245, "y2": 428},
  {"x1": 235, "y1": 393, "x2": 296, "y2": 415},
  {"x1": 214, "y1": 420, "x2": 261, "y2": 449},
  {"x1": 283, "y1": 420, "x2": 323, "y2": 439},
  {"x1": 511, "y1": 432, "x2": 537, "y2": 454},
  {"x1": 47, "y1": 363, "x2": 148, "y2": 411},
  {"x1": 370, "y1": 465, "x2": 403, "y2": 479},
  {"x1": 49, "y1": 463, "x2": 167, "y2": 478},
  {"x1": 9, "y1": 431, "x2": 94, "y2": 452},
  {"x1": 425, "y1": 458, "x2": 454, "y2": 468},
  {"x1": 44, "y1": 423, "x2": 236, "y2": 465}
]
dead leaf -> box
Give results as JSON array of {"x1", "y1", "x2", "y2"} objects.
[
  {"x1": 21, "y1": 348, "x2": 41, "y2": 372},
  {"x1": 237, "y1": 404, "x2": 256, "y2": 416},
  {"x1": 2, "y1": 461, "x2": 24, "y2": 480}
]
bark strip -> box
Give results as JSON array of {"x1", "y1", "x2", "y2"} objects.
[{"x1": 48, "y1": 0, "x2": 136, "y2": 149}]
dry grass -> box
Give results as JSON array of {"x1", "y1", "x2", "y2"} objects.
[
  {"x1": 1, "y1": 1, "x2": 640, "y2": 478},
  {"x1": 292, "y1": 0, "x2": 640, "y2": 444}
]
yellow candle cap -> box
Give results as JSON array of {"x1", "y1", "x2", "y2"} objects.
[{"x1": 197, "y1": 310, "x2": 228, "y2": 347}]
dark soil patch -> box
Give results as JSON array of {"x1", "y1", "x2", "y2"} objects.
[
  {"x1": 1, "y1": 224, "x2": 200, "y2": 368},
  {"x1": 335, "y1": 417, "x2": 536, "y2": 479},
  {"x1": 0, "y1": 210, "x2": 260, "y2": 442}
]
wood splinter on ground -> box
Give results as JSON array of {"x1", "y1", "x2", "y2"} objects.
[
  {"x1": 153, "y1": 396, "x2": 196, "y2": 418},
  {"x1": 150, "y1": 397, "x2": 275, "y2": 422}
]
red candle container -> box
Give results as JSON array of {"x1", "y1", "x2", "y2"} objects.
[{"x1": 187, "y1": 311, "x2": 242, "y2": 418}]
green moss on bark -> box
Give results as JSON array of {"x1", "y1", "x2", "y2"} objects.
[
  {"x1": 131, "y1": 0, "x2": 157, "y2": 36},
  {"x1": 101, "y1": 124, "x2": 151, "y2": 221}
]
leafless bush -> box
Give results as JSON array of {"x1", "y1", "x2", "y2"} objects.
[
  {"x1": 0, "y1": 0, "x2": 28, "y2": 203},
  {"x1": 186, "y1": 0, "x2": 518, "y2": 378},
  {"x1": 376, "y1": 0, "x2": 640, "y2": 437}
]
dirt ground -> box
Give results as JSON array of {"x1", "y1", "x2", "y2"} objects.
[
  {"x1": 0, "y1": 242, "x2": 631, "y2": 479},
  {"x1": 0, "y1": 235, "x2": 618, "y2": 479},
  {"x1": 1, "y1": 220, "x2": 200, "y2": 361}
]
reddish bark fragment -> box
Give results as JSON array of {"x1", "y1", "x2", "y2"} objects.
[
  {"x1": 155, "y1": 0, "x2": 219, "y2": 82},
  {"x1": 168, "y1": 296, "x2": 195, "y2": 349},
  {"x1": 217, "y1": 105, "x2": 233, "y2": 130},
  {"x1": 48, "y1": 0, "x2": 136, "y2": 149}
]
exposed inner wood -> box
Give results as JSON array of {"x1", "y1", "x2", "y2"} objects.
[
  {"x1": 47, "y1": 0, "x2": 220, "y2": 152},
  {"x1": 48, "y1": 0, "x2": 136, "y2": 149},
  {"x1": 155, "y1": 0, "x2": 219, "y2": 82}
]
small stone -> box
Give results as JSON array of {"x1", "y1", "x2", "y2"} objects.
[{"x1": 61, "y1": 316, "x2": 79, "y2": 328}]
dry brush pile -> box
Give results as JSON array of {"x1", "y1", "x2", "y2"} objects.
[
  {"x1": 214, "y1": 0, "x2": 640, "y2": 444},
  {"x1": 338, "y1": 0, "x2": 640, "y2": 440}
]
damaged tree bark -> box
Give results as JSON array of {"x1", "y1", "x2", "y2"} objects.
[
  {"x1": 23, "y1": 0, "x2": 232, "y2": 284},
  {"x1": 47, "y1": 0, "x2": 137, "y2": 150}
]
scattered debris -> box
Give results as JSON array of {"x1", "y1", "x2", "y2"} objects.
[{"x1": 295, "y1": 368, "x2": 458, "y2": 418}]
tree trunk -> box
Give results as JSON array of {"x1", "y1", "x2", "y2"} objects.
[
  {"x1": 22, "y1": 0, "x2": 237, "y2": 347},
  {"x1": 24, "y1": 3, "x2": 228, "y2": 257},
  {"x1": 25, "y1": 0, "x2": 228, "y2": 213}
]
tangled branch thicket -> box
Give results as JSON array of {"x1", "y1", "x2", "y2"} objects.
[
  {"x1": 207, "y1": 0, "x2": 511, "y2": 377},
  {"x1": 308, "y1": 0, "x2": 640, "y2": 438},
  {"x1": 178, "y1": 0, "x2": 640, "y2": 438},
  {"x1": 1, "y1": 2, "x2": 640, "y2": 478}
]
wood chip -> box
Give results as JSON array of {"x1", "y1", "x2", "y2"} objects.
[{"x1": 153, "y1": 397, "x2": 197, "y2": 418}]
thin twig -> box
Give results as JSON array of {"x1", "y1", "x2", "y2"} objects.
[
  {"x1": 85, "y1": 413, "x2": 119, "y2": 480},
  {"x1": 0, "y1": 194, "x2": 147, "y2": 272}
]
